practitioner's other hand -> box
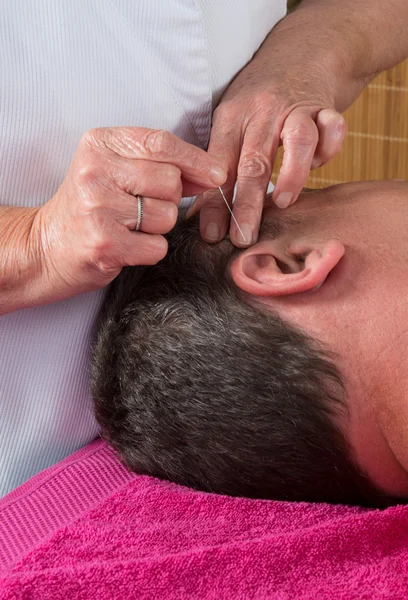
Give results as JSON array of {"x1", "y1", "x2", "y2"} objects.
[{"x1": 31, "y1": 127, "x2": 227, "y2": 303}]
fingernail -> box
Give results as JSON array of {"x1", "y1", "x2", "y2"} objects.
[
  {"x1": 311, "y1": 158, "x2": 322, "y2": 170},
  {"x1": 275, "y1": 192, "x2": 293, "y2": 209},
  {"x1": 209, "y1": 165, "x2": 227, "y2": 185},
  {"x1": 236, "y1": 223, "x2": 253, "y2": 245},
  {"x1": 205, "y1": 222, "x2": 220, "y2": 241},
  {"x1": 186, "y1": 202, "x2": 195, "y2": 219}
]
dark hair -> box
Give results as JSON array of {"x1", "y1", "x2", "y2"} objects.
[{"x1": 90, "y1": 217, "x2": 378, "y2": 505}]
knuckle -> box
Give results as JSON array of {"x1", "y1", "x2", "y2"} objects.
[
  {"x1": 80, "y1": 129, "x2": 95, "y2": 147},
  {"x1": 211, "y1": 104, "x2": 238, "y2": 138},
  {"x1": 84, "y1": 127, "x2": 138, "y2": 157},
  {"x1": 142, "y1": 129, "x2": 175, "y2": 158},
  {"x1": 76, "y1": 171, "x2": 107, "y2": 213},
  {"x1": 98, "y1": 127, "x2": 129, "y2": 154},
  {"x1": 201, "y1": 202, "x2": 229, "y2": 217},
  {"x1": 77, "y1": 162, "x2": 100, "y2": 187},
  {"x1": 212, "y1": 101, "x2": 232, "y2": 122},
  {"x1": 238, "y1": 153, "x2": 270, "y2": 180},
  {"x1": 233, "y1": 201, "x2": 258, "y2": 218},
  {"x1": 80, "y1": 128, "x2": 104, "y2": 150},
  {"x1": 87, "y1": 232, "x2": 112, "y2": 266},
  {"x1": 283, "y1": 121, "x2": 317, "y2": 147},
  {"x1": 110, "y1": 168, "x2": 133, "y2": 192},
  {"x1": 250, "y1": 91, "x2": 276, "y2": 113},
  {"x1": 80, "y1": 193, "x2": 103, "y2": 214}
]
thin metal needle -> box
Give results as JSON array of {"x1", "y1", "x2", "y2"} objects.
[{"x1": 218, "y1": 186, "x2": 247, "y2": 242}]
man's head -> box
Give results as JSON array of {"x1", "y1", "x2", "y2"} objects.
[{"x1": 91, "y1": 180, "x2": 408, "y2": 506}]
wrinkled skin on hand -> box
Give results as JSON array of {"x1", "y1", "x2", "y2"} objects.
[
  {"x1": 192, "y1": 29, "x2": 349, "y2": 248},
  {"x1": 30, "y1": 127, "x2": 227, "y2": 304}
]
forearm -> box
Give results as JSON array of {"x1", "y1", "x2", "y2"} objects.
[
  {"x1": 0, "y1": 206, "x2": 44, "y2": 315},
  {"x1": 257, "y1": 0, "x2": 408, "y2": 111},
  {"x1": 297, "y1": 0, "x2": 408, "y2": 75}
]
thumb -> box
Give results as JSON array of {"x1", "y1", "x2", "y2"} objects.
[{"x1": 311, "y1": 108, "x2": 347, "y2": 170}]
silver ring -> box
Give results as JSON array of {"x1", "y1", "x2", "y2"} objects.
[{"x1": 134, "y1": 195, "x2": 144, "y2": 231}]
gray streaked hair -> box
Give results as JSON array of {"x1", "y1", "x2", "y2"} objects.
[{"x1": 90, "y1": 216, "x2": 380, "y2": 505}]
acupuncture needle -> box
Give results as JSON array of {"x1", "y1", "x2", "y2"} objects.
[{"x1": 218, "y1": 186, "x2": 247, "y2": 243}]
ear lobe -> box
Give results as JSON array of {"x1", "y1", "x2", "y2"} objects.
[{"x1": 231, "y1": 239, "x2": 345, "y2": 297}]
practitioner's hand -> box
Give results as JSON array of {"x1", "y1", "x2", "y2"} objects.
[
  {"x1": 195, "y1": 17, "x2": 350, "y2": 247},
  {"x1": 32, "y1": 127, "x2": 227, "y2": 303}
]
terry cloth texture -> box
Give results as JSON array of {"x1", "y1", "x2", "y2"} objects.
[{"x1": 0, "y1": 439, "x2": 407, "y2": 599}]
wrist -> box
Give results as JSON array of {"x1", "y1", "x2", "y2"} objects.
[
  {"x1": 260, "y1": 3, "x2": 375, "y2": 112},
  {"x1": 0, "y1": 206, "x2": 45, "y2": 314}
]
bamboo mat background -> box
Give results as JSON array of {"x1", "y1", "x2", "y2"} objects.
[{"x1": 272, "y1": 5, "x2": 408, "y2": 186}]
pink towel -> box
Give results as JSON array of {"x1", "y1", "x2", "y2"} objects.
[{"x1": 0, "y1": 439, "x2": 407, "y2": 599}]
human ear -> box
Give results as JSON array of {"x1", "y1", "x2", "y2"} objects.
[{"x1": 230, "y1": 238, "x2": 345, "y2": 297}]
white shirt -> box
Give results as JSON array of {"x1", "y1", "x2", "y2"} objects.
[{"x1": 0, "y1": 0, "x2": 286, "y2": 497}]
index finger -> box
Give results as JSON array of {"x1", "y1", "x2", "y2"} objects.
[
  {"x1": 87, "y1": 127, "x2": 228, "y2": 189},
  {"x1": 230, "y1": 120, "x2": 277, "y2": 246},
  {"x1": 196, "y1": 123, "x2": 241, "y2": 244},
  {"x1": 272, "y1": 110, "x2": 318, "y2": 208}
]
